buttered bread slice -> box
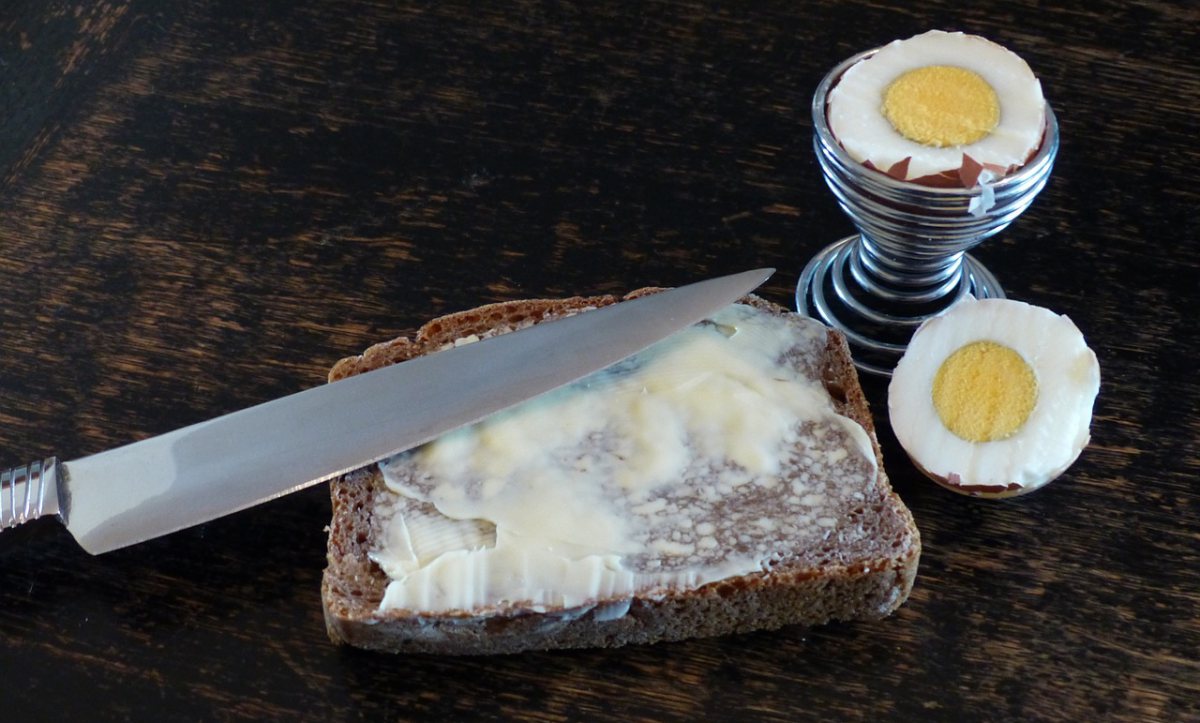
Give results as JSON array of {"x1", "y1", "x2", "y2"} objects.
[{"x1": 322, "y1": 292, "x2": 920, "y2": 654}]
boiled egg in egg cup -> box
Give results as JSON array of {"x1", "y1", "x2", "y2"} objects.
[
  {"x1": 827, "y1": 30, "x2": 1047, "y2": 189},
  {"x1": 796, "y1": 31, "x2": 1059, "y2": 377},
  {"x1": 888, "y1": 297, "x2": 1100, "y2": 498}
]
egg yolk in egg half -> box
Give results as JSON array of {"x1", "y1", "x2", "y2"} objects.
[
  {"x1": 882, "y1": 66, "x2": 1000, "y2": 148},
  {"x1": 932, "y1": 340, "x2": 1036, "y2": 443}
]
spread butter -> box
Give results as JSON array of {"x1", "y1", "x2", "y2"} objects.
[{"x1": 372, "y1": 303, "x2": 877, "y2": 616}]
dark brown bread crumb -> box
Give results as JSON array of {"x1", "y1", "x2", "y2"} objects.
[{"x1": 322, "y1": 291, "x2": 920, "y2": 655}]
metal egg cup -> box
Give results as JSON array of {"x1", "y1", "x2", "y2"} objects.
[{"x1": 796, "y1": 49, "x2": 1059, "y2": 377}]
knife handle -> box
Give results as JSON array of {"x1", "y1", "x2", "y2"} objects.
[{"x1": 0, "y1": 458, "x2": 60, "y2": 531}]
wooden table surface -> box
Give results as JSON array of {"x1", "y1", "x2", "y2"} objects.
[{"x1": 2, "y1": 1, "x2": 1197, "y2": 720}]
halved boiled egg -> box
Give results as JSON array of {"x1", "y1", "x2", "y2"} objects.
[
  {"x1": 828, "y1": 30, "x2": 1046, "y2": 187},
  {"x1": 888, "y1": 298, "x2": 1100, "y2": 498}
]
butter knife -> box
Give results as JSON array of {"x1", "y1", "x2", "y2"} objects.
[{"x1": 0, "y1": 268, "x2": 773, "y2": 554}]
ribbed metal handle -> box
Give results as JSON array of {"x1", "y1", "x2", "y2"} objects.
[{"x1": 1, "y1": 457, "x2": 60, "y2": 530}]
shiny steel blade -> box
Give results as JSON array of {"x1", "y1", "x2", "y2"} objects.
[{"x1": 59, "y1": 268, "x2": 774, "y2": 554}]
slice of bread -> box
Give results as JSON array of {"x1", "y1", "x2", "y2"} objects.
[{"x1": 321, "y1": 291, "x2": 920, "y2": 655}]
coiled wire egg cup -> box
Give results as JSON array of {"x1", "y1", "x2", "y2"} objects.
[{"x1": 795, "y1": 49, "x2": 1059, "y2": 377}]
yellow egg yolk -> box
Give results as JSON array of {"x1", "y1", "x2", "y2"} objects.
[
  {"x1": 932, "y1": 341, "x2": 1037, "y2": 442},
  {"x1": 882, "y1": 65, "x2": 1000, "y2": 147}
]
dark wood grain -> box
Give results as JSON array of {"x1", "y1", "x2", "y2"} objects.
[{"x1": 1, "y1": 1, "x2": 1197, "y2": 720}]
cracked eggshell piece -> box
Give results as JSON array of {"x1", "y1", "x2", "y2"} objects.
[
  {"x1": 828, "y1": 30, "x2": 1046, "y2": 187},
  {"x1": 888, "y1": 298, "x2": 1100, "y2": 498}
]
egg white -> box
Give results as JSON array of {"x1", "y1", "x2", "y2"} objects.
[
  {"x1": 828, "y1": 30, "x2": 1046, "y2": 183},
  {"x1": 888, "y1": 298, "x2": 1100, "y2": 496}
]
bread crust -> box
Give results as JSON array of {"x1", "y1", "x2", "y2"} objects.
[{"x1": 322, "y1": 291, "x2": 920, "y2": 654}]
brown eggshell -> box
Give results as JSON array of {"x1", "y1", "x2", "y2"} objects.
[{"x1": 906, "y1": 454, "x2": 1060, "y2": 500}]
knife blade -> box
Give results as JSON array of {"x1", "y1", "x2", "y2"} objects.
[{"x1": 0, "y1": 268, "x2": 773, "y2": 554}]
